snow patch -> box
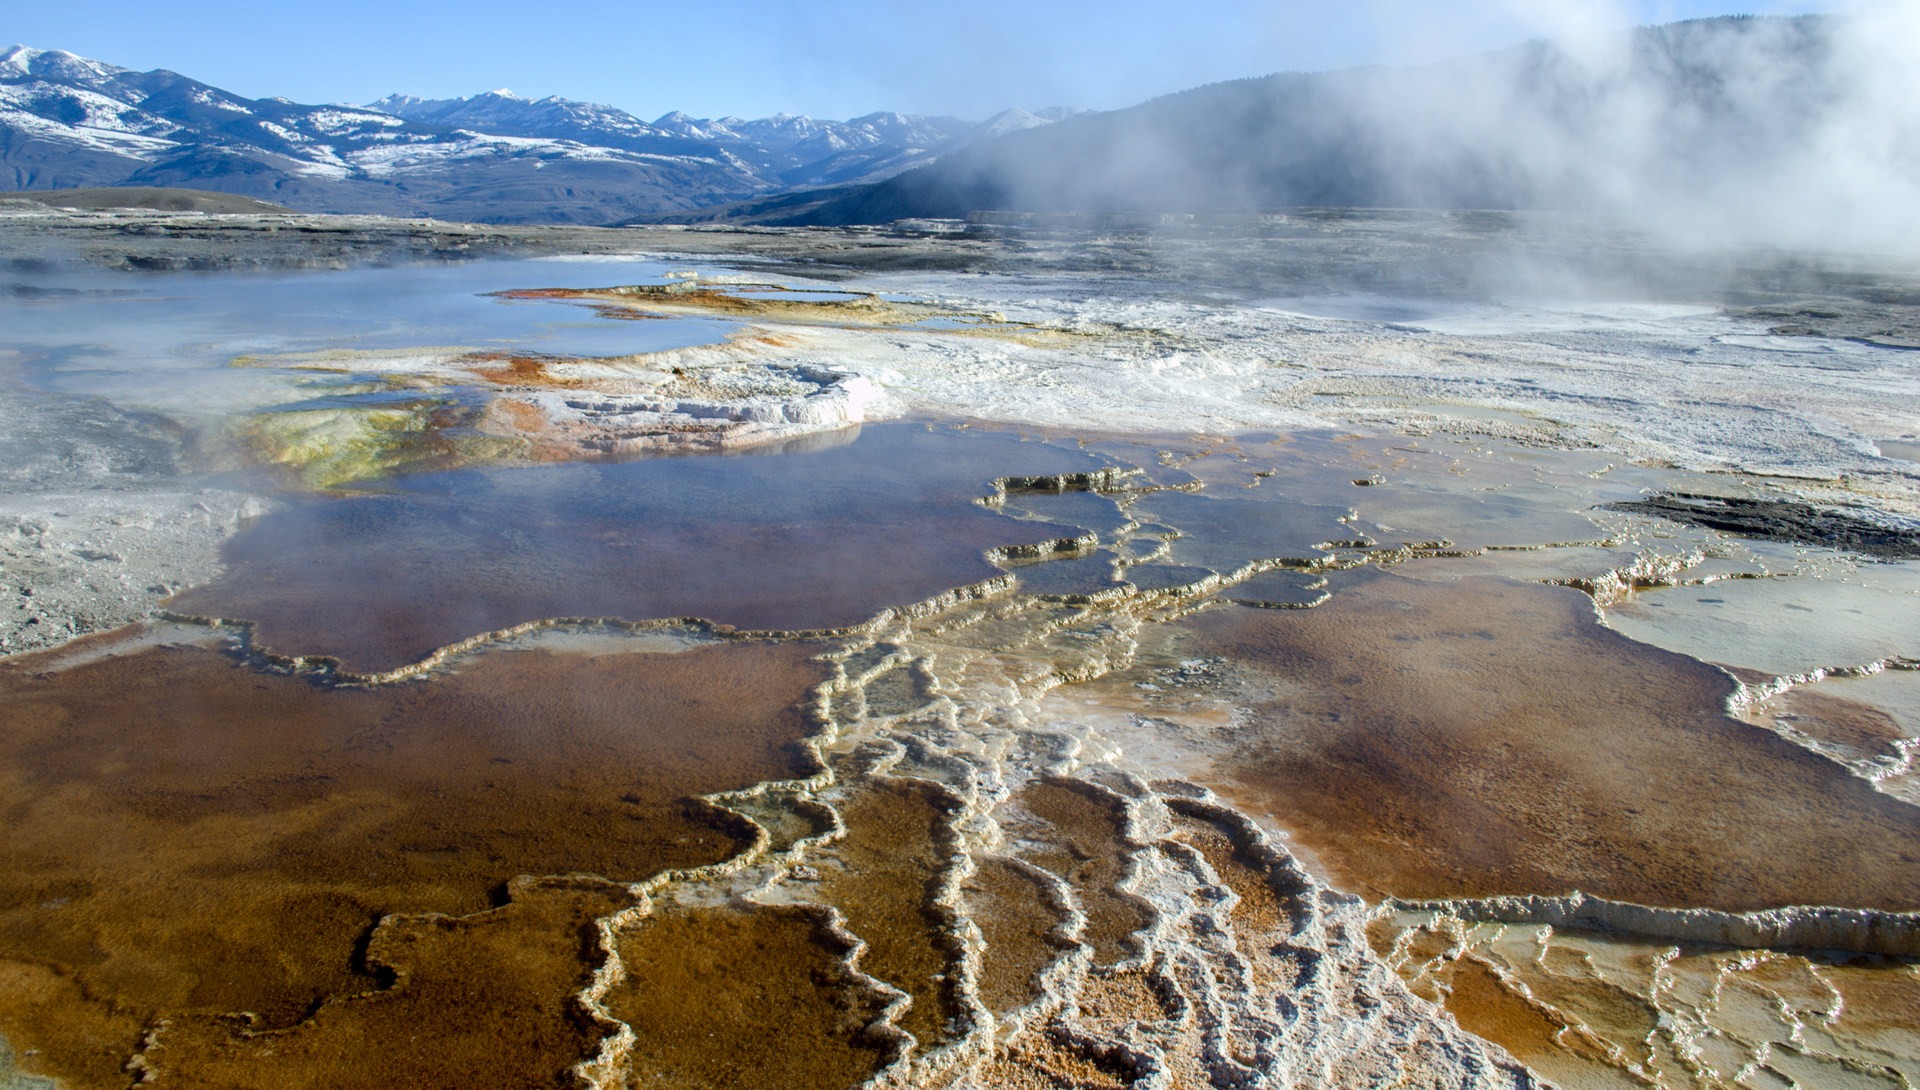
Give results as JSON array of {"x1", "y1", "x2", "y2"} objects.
[{"x1": 0, "y1": 109, "x2": 178, "y2": 158}]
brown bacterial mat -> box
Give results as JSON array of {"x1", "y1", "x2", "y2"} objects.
[
  {"x1": 1186, "y1": 568, "x2": 1920, "y2": 911},
  {"x1": 963, "y1": 858, "x2": 1066, "y2": 1017},
  {"x1": 606, "y1": 902, "x2": 894, "y2": 1090},
  {"x1": 1008, "y1": 780, "x2": 1151, "y2": 968},
  {"x1": 816, "y1": 779, "x2": 964, "y2": 1053},
  {"x1": 0, "y1": 633, "x2": 827, "y2": 1088}
]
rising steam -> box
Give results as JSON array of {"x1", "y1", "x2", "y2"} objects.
[{"x1": 840, "y1": 9, "x2": 1920, "y2": 254}]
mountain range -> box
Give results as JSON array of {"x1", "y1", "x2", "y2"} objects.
[{"x1": 0, "y1": 44, "x2": 1073, "y2": 224}]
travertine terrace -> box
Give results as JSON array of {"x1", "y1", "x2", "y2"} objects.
[{"x1": 1, "y1": 210, "x2": 1918, "y2": 1088}]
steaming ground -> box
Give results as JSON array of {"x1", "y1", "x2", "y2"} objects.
[
  {"x1": 3, "y1": 214, "x2": 1920, "y2": 1089},
  {"x1": 798, "y1": 273, "x2": 1920, "y2": 509},
  {"x1": 410, "y1": 258, "x2": 1920, "y2": 519}
]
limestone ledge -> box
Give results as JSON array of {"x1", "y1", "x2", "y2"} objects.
[{"x1": 1388, "y1": 890, "x2": 1920, "y2": 958}]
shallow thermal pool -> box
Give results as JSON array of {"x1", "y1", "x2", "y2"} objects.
[{"x1": 0, "y1": 257, "x2": 730, "y2": 415}]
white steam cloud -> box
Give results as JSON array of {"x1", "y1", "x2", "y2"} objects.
[{"x1": 921, "y1": 7, "x2": 1920, "y2": 255}]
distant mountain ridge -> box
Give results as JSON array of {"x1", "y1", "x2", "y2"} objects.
[
  {"x1": 361, "y1": 90, "x2": 1027, "y2": 188},
  {"x1": 0, "y1": 45, "x2": 1073, "y2": 223}
]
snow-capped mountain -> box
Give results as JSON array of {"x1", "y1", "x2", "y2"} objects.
[
  {"x1": 0, "y1": 45, "x2": 767, "y2": 223},
  {"x1": 1, "y1": 44, "x2": 1075, "y2": 224},
  {"x1": 366, "y1": 90, "x2": 683, "y2": 152},
  {"x1": 367, "y1": 92, "x2": 981, "y2": 187}
]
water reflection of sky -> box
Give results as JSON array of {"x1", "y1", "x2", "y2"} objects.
[
  {"x1": 0, "y1": 257, "x2": 732, "y2": 413},
  {"x1": 171, "y1": 423, "x2": 1112, "y2": 672}
]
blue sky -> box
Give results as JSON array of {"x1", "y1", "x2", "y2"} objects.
[{"x1": 8, "y1": 0, "x2": 1838, "y2": 121}]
